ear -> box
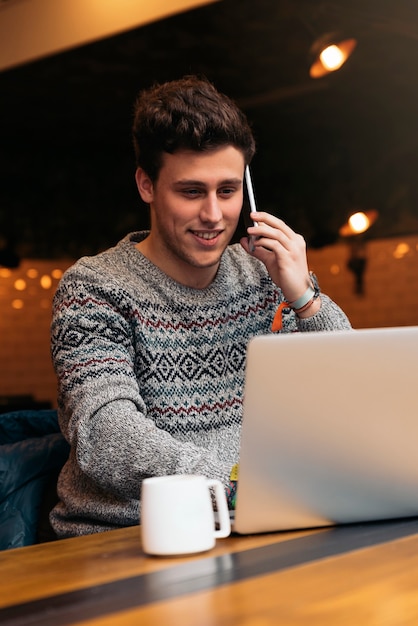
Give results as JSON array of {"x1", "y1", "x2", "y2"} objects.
[{"x1": 135, "y1": 168, "x2": 154, "y2": 203}]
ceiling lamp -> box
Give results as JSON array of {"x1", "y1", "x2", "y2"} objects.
[{"x1": 309, "y1": 33, "x2": 357, "y2": 78}]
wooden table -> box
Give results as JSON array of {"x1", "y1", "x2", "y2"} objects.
[{"x1": 2, "y1": 518, "x2": 418, "y2": 625}]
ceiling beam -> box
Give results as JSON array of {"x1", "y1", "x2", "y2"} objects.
[{"x1": 0, "y1": 0, "x2": 219, "y2": 72}]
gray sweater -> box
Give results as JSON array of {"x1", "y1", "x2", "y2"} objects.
[{"x1": 50, "y1": 232, "x2": 351, "y2": 537}]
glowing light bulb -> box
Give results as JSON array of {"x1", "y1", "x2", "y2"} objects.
[
  {"x1": 348, "y1": 212, "x2": 370, "y2": 234},
  {"x1": 51, "y1": 269, "x2": 63, "y2": 279},
  {"x1": 40, "y1": 275, "x2": 52, "y2": 289},
  {"x1": 393, "y1": 243, "x2": 410, "y2": 259},
  {"x1": 14, "y1": 279, "x2": 27, "y2": 291},
  {"x1": 320, "y1": 45, "x2": 345, "y2": 71}
]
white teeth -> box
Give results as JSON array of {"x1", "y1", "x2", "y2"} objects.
[{"x1": 194, "y1": 231, "x2": 218, "y2": 240}]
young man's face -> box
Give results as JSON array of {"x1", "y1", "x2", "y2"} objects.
[{"x1": 135, "y1": 145, "x2": 245, "y2": 289}]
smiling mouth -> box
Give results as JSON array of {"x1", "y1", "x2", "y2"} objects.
[{"x1": 191, "y1": 231, "x2": 221, "y2": 240}]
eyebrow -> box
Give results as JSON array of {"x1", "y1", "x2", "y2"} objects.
[{"x1": 174, "y1": 178, "x2": 243, "y2": 186}]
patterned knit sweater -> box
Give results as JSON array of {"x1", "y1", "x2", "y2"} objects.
[{"x1": 50, "y1": 231, "x2": 351, "y2": 537}]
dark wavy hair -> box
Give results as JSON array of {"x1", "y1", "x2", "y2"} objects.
[{"x1": 132, "y1": 75, "x2": 256, "y2": 181}]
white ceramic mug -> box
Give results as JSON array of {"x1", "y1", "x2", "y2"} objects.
[{"x1": 141, "y1": 474, "x2": 231, "y2": 556}]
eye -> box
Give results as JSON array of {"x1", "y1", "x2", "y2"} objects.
[
  {"x1": 182, "y1": 188, "x2": 203, "y2": 198},
  {"x1": 219, "y1": 187, "x2": 237, "y2": 198}
]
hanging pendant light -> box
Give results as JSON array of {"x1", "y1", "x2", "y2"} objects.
[{"x1": 309, "y1": 32, "x2": 357, "y2": 78}]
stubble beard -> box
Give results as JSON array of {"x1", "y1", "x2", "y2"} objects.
[{"x1": 160, "y1": 227, "x2": 226, "y2": 270}]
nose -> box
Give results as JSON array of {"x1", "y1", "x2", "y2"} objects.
[{"x1": 199, "y1": 192, "x2": 222, "y2": 224}]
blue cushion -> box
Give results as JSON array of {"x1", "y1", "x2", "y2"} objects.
[
  {"x1": 0, "y1": 409, "x2": 60, "y2": 444},
  {"x1": 0, "y1": 410, "x2": 70, "y2": 550}
]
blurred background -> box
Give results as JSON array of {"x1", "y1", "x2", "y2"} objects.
[
  {"x1": 1, "y1": 0, "x2": 418, "y2": 407},
  {"x1": 2, "y1": 0, "x2": 418, "y2": 258}
]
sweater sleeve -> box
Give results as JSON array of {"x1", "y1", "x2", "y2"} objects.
[
  {"x1": 51, "y1": 272, "x2": 232, "y2": 501},
  {"x1": 295, "y1": 294, "x2": 352, "y2": 332}
]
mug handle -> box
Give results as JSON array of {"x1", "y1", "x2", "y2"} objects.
[{"x1": 207, "y1": 478, "x2": 231, "y2": 539}]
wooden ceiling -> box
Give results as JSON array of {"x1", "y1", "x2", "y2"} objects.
[{"x1": 1, "y1": 0, "x2": 418, "y2": 260}]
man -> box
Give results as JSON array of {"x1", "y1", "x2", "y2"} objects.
[{"x1": 50, "y1": 76, "x2": 351, "y2": 538}]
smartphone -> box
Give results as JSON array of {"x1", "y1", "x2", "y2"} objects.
[{"x1": 243, "y1": 165, "x2": 258, "y2": 253}]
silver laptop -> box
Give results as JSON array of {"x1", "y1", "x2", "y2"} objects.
[{"x1": 233, "y1": 326, "x2": 418, "y2": 534}]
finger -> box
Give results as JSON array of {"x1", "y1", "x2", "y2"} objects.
[
  {"x1": 251, "y1": 212, "x2": 296, "y2": 239},
  {"x1": 248, "y1": 224, "x2": 294, "y2": 253}
]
